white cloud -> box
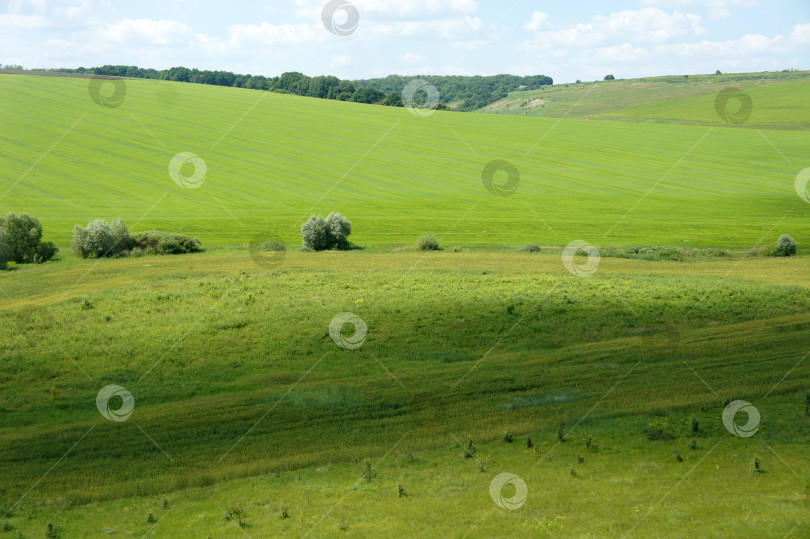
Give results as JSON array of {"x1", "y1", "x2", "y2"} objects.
[
  {"x1": 596, "y1": 43, "x2": 650, "y2": 62},
  {"x1": 98, "y1": 18, "x2": 192, "y2": 45},
  {"x1": 330, "y1": 54, "x2": 351, "y2": 68},
  {"x1": 525, "y1": 11, "x2": 550, "y2": 32},
  {"x1": 294, "y1": 0, "x2": 478, "y2": 20},
  {"x1": 522, "y1": 8, "x2": 706, "y2": 51},
  {"x1": 791, "y1": 23, "x2": 810, "y2": 45},
  {"x1": 640, "y1": 0, "x2": 757, "y2": 20},
  {"x1": 367, "y1": 15, "x2": 482, "y2": 39},
  {"x1": 659, "y1": 32, "x2": 791, "y2": 58},
  {"x1": 0, "y1": 13, "x2": 47, "y2": 28},
  {"x1": 226, "y1": 21, "x2": 325, "y2": 47},
  {"x1": 452, "y1": 39, "x2": 490, "y2": 50},
  {"x1": 399, "y1": 52, "x2": 425, "y2": 63}
]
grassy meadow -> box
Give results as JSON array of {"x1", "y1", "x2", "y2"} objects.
[
  {"x1": 482, "y1": 70, "x2": 810, "y2": 128},
  {"x1": 1, "y1": 73, "x2": 809, "y2": 248},
  {"x1": 1, "y1": 73, "x2": 810, "y2": 537}
]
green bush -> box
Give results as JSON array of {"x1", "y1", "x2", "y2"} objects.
[
  {"x1": 301, "y1": 213, "x2": 353, "y2": 251},
  {"x1": 35, "y1": 241, "x2": 58, "y2": 263},
  {"x1": 416, "y1": 234, "x2": 440, "y2": 251},
  {"x1": 519, "y1": 244, "x2": 541, "y2": 253},
  {"x1": 72, "y1": 218, "x2": 132, "y2": 258},
  {"x1": 0, "y1": 212, "x2": 58, "y2": 263},
  {"x1": 301, "y1": 215, "x2": 331, "y2": 250},
  {"x1": 132, "y1": 230, "x2": 204, "y2": 255},
  {"x1": 775, "y1": 234, "x2": 797, "y2": 257},
  {"x1": 259, "y1": 240, "x2": 286, "y2": 252},
  {"x1": 326, "y1": 212, "x2": 352, "y2": 250}
]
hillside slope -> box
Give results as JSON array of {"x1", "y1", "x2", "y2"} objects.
[
  {"x1": 0, "y1": 74, "x2": 808, "y2": 250},
  {"x1": 479, "y1": 70, "x2": 810, "y2": 129}
]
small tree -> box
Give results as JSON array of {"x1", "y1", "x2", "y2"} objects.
[
  {"x1": 604, "y1": 74, "x2": 615, "y2": 81},
  {"x1": 0, "y1": 212, "x2": 58, "y2": 264},
  {"x1": 776, "y1": 234, "x2": 797, "y2": 257},
  {"x1": 301, "y1": 215, "x2": 331, "y2": 251},
  {"x1": 301, "y1": 213, "x2": 352, "y2": 251},
  {"x1": 416, "y1": 234, "x2": 439, "y2": 251},
  {"x1": 326, "y1": 212, "x2": 352, "y2": 249},
  {"x1": 72, "y1": 218, "x2": 133, "y2": 258}
]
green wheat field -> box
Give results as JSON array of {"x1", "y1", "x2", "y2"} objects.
[{"x1": 1, "y1": 72, "x2": 810, "y2": 537}]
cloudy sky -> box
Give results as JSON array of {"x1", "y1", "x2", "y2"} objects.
[{"x1": 1, "y1": 0, "x2": 808, "y2": 83}]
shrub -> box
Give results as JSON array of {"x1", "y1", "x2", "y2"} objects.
[
  {"x1": 0, "y1": 212, "x2": 58, "y2": 263},
  {"x1": 132, "y1": 230, "x2": 204, "y2": 255},
  {"x1": 301, "y1": 215, "x2": 331, "y2": 251},
  {"x1": 301, "y1": 215, "x2": 330, "y2": 250},
  {"x1": 416, "y1": 234, "x2": 440, "y2": 251},
  {"x1": 519, "y1": 244, "x2": 541, "y2": 253},
  {"x1": 259, "y1": 240, "x2": 286, "y2": 252},
  {"x1": 775, "y1": 234, "x2": 797, "y2": 257},
  {"x1": 72, "y1": 218, "x2": 132, "y2": 258},
  {"x1": 326, "y1": 212, "x2": 352, "y2": 249},
  {"x1": 301, "y1": 213, "x2": 353, "y2": 251},
  {"x1": 503, "y1": 431, "x2": 514, "y2": 443},
  {"x1": 35, "y1": 241, "x2": 58, "y2": 263}
]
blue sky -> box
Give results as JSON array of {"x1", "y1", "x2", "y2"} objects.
[{"x1": 1, "y1": 0, "x2": 808, "y2": 83}]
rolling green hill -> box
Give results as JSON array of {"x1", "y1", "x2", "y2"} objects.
[
  {"x1": 480, "y1": 70, "x2": 810, "y2": 129},
  {"x1": 1, "y1": 73, "x2": 808, "y2": 250}
]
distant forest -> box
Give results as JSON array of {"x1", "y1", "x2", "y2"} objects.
[
  {"x1": 12, "y1": 65, "x2": 553, "y2": 111},
  {"x1": 356, "y1": 74, "x2": 553, "y2": 110}
]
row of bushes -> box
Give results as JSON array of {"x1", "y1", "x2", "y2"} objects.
[
  {"x1": 0, "y1": 212, "x2": 205, "y2": 270},
  {"x1": 0, "y1": 211, "x2": 801, "y2": 267},
  {"x1": 72, "y1": 219, "x2": 204, "y2": 258}
]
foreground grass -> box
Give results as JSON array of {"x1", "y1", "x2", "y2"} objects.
[
  {"x1": 4, "y1": 398, "x2": 808, "y2": 538},
  {"x1": 1, "y1": 250, "x2": 809, "y2": 536}
]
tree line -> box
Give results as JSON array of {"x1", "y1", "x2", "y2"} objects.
[
  {"x1": 355, "y1": 74, "x2": 554, "y2": 111},
  {"x1": 27, "y1": 65, "x2": 552, "y2": 110}
]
